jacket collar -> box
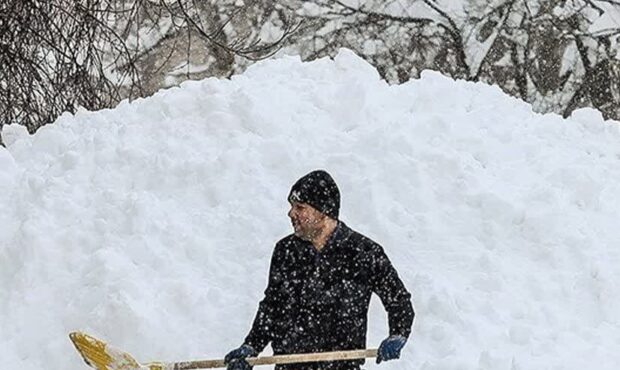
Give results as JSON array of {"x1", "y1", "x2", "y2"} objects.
[{"x1": 316, "y1": 220, "x2": 352, "y2": 255}]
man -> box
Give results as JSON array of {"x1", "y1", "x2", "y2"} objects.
[{"x1": 225, "y1": 170, "x2": 414, "y2": 370}]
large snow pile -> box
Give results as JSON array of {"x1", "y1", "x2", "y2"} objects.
[{"x1": 1, "y1": 49, "x2": 619, "y2": 370}]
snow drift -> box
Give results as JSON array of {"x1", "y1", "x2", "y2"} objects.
[{"x1": 1, "y1": 49, "x2": 619, "y2": 370}]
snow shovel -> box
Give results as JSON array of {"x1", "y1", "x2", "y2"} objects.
[{"x1": 69, "y1": 332, "x2": 378, "y2": 370}]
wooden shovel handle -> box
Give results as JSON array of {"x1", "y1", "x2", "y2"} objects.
[{"x1": 173, "y1": 349, "x2": 378, "y2": 369}]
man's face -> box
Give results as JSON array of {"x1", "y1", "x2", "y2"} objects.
[{"x1": 288, "y1": 201, "x2": 326, "y2": 240}]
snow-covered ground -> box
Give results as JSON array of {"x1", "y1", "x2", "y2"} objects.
[{"x1": 1, "y1": 49, "x2": 619, "y2": 370}]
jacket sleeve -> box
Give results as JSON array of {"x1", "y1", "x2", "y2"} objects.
[
  {"x1": 243, "y1": 242, "x2": 287, "y2": 352},
  {"x1": 367, "y1": 243, "x2": 415, "y2": 339}
]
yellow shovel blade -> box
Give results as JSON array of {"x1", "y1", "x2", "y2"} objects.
[{"x1": 69, "y1": 332, "x2": 165, "y2": 370}]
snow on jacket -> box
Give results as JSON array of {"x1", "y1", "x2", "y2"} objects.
[{"x1": 244, "y1": 221, "x2": 414, "y2": 370}]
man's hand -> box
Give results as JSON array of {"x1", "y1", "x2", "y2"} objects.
[
  {"x1": 224, "y1": 344, "x2": 257, "y2": 370},
  {"x1": 376, "y1": 335, "x2": 407, "y2": 364}
]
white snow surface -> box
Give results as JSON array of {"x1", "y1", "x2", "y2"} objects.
[{"x1": 2, "y1": 49, "x2": 620, "y2": 370}]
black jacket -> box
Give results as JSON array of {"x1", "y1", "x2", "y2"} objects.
[{"x1": 244, "y1": 222, "x2": 414, "y2": 370}]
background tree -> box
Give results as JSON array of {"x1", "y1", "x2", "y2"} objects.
[
  {"x1": 0, "y1": 0, "x2": 299, "y2": 143},
  {"x1": 272, "y1": 0, "x2": 620, "y2": 119},
  {"x1": 2, "y1": 0, "x2": 619, "y2": 146}
]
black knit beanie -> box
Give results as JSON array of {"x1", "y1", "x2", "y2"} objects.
[{"x1": 288, "y1": 170, "x2": 340, "y2": 219}]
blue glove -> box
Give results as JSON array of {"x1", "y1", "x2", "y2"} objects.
[
  {"x1": 376, "y1": 335, "x2": 407, "y2": 364},
  {"x1": 224, "y1": 344, "x2": 257, "y2": 370}
]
